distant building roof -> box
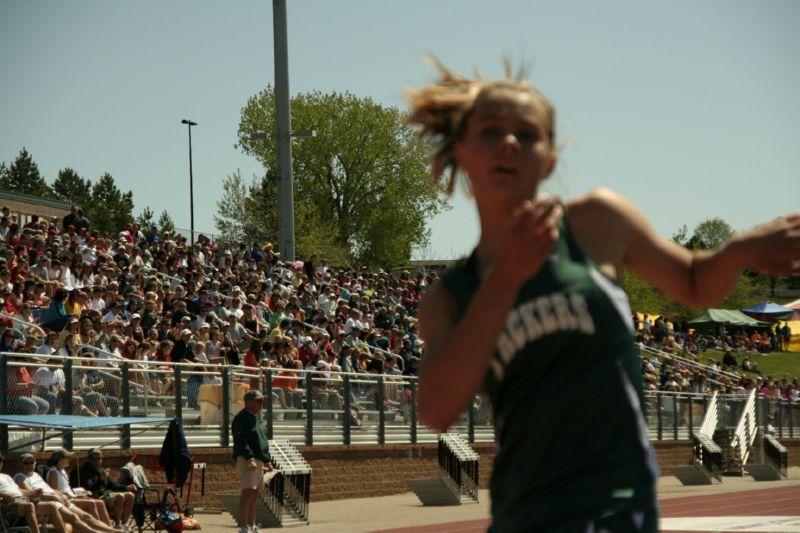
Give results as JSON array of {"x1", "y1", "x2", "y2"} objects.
[{"x1": 0, "y1": 190, "x2": 72, "y2": 211}]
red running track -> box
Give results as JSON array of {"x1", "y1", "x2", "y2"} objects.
[
  {"x1": 660, "y1": 486, "x2": 800, "y2": 517},
  {"x1": 374, "y1": 486, "x2": 800, "y2": 532}
]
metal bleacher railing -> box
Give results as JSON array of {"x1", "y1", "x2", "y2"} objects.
[
  {"x1": 730, "y1": 389, "x2": 758, "y2": 467},
  {"x1": 1, "y1": 351, "x2": 798, "y2": 453},
  {"x1": 692, "y1": 391, "x2": 723, "y2": 481},
  {"x1": 763, "y1": 434, "x2": 788, "y2": 478},
  {"x1": 0, "y1": 352, "x2": 495, "y2": 453}
]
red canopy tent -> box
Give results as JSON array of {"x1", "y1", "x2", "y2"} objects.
[{"x1": 785, "y1": 298, "x2": 800, "y2": 321}]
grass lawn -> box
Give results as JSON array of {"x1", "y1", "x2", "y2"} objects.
[{"x1": 704, "y1": 348, "x2": 800, "y2": 380}]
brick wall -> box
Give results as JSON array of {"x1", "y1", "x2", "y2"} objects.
[
  {"x1": 298, "y1": 443, "x2": 497, "y2": 501},
  {"x1": 783, "y1": 439, "x2": 800, "y2": 466},
  {"x1": 20, "y1": 439, "x2": 798, "y2": 508},
  {"x1": 652, "y1": 440, "x2": 694, "y2": 472}
]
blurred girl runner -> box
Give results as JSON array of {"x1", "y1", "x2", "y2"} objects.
[{"x1": 408, "y1": 58, "x2": 800, "y2": 532}]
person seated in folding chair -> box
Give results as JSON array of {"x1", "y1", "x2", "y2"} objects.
[
  {"x1": 13, "y1": 453, "x2": 116, "y2": 533},
  {"x1": 74, "y1": 449, "x2": 135, "y2": 530},
  {"x1": 1, "y1": 451, "x2": 67, "y2": 533},
  {"x1": 45, "y1": 449, "x2": 114, "y2": 528},
  {"x1": 118, "y1": 462, "x2": 158, "y2": 532}
]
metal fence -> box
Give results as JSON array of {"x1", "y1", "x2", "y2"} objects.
[
  {"x1": 2, "y1": 352, "x2": 798, "y2": 453},
  {"x1": 642, "y1": 390, "x2": 800, "y2": 441},
  {"x1": 0, "y1": 352, "x2": 495, "y2": 452}
]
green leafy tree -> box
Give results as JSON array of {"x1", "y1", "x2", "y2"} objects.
[
  {"x1": 157, "y1": 210, "x2": 176, "y2": 238},
  {"x1": 623, "y1": 215, "x2": 769, "y2": 318},
  {"x1": 671, "y1": 224, "x2": 688, "y2": 245},
  {"x1": 0, "y1": 148, "x2": 54, "y2": 198},
  {"x1": 621, "y1": 270, "x2": 694, "y2": 319},
  {"x1": 720, "y1": 273, "x2": 767, "y2": 310},
  {"x1": 235, "y1": 87, "x2": 447, "y2": 267},
  {"x1": 691, "y1": 218, "x2": 734, "y2": 250},
  {"x1": 85, "y1": 173, "x2": 134, "y2": 235},
  {"x1": 136, "y1": 207, "x2": 157, "y2": 234},
  {"x1": 292, "y1": 193, "x2": 350, "y2": 266},
  {"x1": 243, "y1": 170, "x2": 279, "y2": 246},
  {"x1": 52, "y1": 167, "x2": 91, "y2": 207}
]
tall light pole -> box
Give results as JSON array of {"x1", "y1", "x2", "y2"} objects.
[
  {"x1": 180, "y1": 119, "x2": 198, "y2": 246},
  {"x1": 273, "y1": 0, "x2": 295, "y2": 260},
  {"x1": 250, "y1": 129, "x2": 316, "y2": 249}
]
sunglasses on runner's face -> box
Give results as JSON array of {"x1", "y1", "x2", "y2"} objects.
[{"x1": 22, "y1": 461, "x2": 35, "y2": 465}]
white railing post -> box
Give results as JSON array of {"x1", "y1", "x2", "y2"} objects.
[
  {"x1": 699, "y1": 391, "x2": 718, "y2": 439},
  {"x1": 732, "y1": 389, "x2": 757, "y2": 466}
]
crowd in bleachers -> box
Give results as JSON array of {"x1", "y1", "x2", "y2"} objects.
[
  {"x1": 0, "y1": 206, "x2": 430, "y2": 416},
  {"x1": 634, "y1": 313, "x2": 798, "y2": 402},
  {"x1": 2, "y1": 204, "x2": 796, "y2": 419}
]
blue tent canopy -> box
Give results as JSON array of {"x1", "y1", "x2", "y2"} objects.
[
  {"x1": 742, "y1": 300, "x2": 794, "y2": 320},
  {"x1": 0, "y1": 415, "x2": 172, "y2": 430}
]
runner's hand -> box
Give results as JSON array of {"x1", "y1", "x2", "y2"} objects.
[
  {"x1": 736, "y1": 214, "x2": 800, "y2": 275},
  {"x1": 494, "y1": 197, "x2": 563, "y2": 288}
]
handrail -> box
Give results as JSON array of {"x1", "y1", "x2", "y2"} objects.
[
  {"x1": 763, "y1": 434, "x2": 788, "y2": 478},
  {"x1": 692, "y1": 433, "x2": 722, "y2": 481},
  {"x1": 640, "y1": 344, "x2": 740, "y2": 387},
  {"x1": 298, "y1": 319, "x2": 406, "y2": 372},
  {"x1": 155, "y1": 271, "x2": 185, "y2": 284},
  {"x1": 731, "y1": 388, "x2": 757, "y2": 466},
  {"x1": 0, "y1": 313, "x2": 47, "y2": 338},
  {"x1": 698, "y1": 391, "x2": 719, "y2": 438},
  {"x1": 1, "y1": 351, "x2": 411, "y2": 385},
  {"x1": 75, "y1": 343, "x2": 126, "y2": 364},
  {"x1": 4, "y1": 348, "x2": 787, "y2": 452}
]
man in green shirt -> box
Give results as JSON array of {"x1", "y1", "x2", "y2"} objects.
[{"x1": 232, "y1": 389, "x2": 272, "y2": 533}]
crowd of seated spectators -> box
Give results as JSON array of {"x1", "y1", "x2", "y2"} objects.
[
  {"x1": 634, "y1": 314, "x2": 797, "y2": 402},
  {"x1": 633, "y1": 314, "x2": 788, "y2": 356},
  {"x1": 2, "y1": 206, "x2": 793, "y2": 420},
  {"x1": 0, "y1": 206, "x2": 429, "y2": 416},
  {"x1": 0, "y1": 447, "x2": 132, "y2": 532}
]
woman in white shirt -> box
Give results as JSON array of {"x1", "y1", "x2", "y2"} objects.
[{"x1": 45, "y1": 450, "x2": 112, "y2": 526}]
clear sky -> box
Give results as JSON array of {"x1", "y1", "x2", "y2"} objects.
[{"x1": 1, "y1": 0, "x2": 798, "y2": 260}]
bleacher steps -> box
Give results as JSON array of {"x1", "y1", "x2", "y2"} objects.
[
  {"x1": 669, "y1": 465, "x2": 716, "y2": 485},
  {"x1": 713, "y1": 428, "x2": 745, "y2": 476},
  {"x1": 746, "y1": 463, "x2": 785, "y2": 482}
]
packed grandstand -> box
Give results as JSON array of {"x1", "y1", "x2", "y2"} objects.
[{"x1": 0, "y1": 207, "x2": 797, "y2": 422}]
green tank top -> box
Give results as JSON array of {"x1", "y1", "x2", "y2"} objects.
[{"x1": 441, "y1": 215, "x2": 658, "y2": 530}]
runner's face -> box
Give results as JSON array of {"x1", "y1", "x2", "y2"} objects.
[{"x1": 455, "y1": 87, "x2": 555, "y2": 211}]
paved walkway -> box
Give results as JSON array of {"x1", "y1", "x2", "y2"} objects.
[{"x1": 195, "y1": 467, "x2": 800, "y2": 532}]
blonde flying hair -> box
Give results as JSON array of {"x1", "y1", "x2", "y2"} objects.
[{"x1": 405, "y1": 57, "x2": 556, "y2": 196}]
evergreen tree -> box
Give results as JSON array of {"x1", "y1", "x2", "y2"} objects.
[
  {"x1": 0, "y1": 148, "x2": 54, "y2": 198},
  {"x1": 85, "y1": 173, "x2": 134, "y2": 235},
  {"x1": 135, "y1": 207, "x2": 157, "y2": 234},
  {"x1": 214, "y1": 170, "x2": 250, "y2": 244},
  {"x1": 52, "y1": 167, "x2": 91, "y2": 207},
  {"x1": 157, "y1": 210, "x2": 176, "y2": 238}
]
